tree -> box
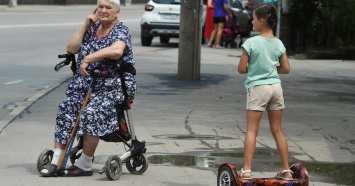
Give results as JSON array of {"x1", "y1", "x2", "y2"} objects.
[{"x1": 289, "y1": 0, "x2": 355, "y2": 48}]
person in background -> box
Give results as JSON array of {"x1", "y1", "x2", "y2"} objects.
[
  {"x1": 204, "y1": 0, "x2": 214, "y2": 45},
  {"x1": 207, "y1": 0, "x2": 232, "y2": 48},
  {"x1": 237, "y1": 3, "x2": 292, "y2": 180}
]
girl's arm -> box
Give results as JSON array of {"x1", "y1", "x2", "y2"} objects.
[
  {"x1": 238, "y1": 49, "x2": 249, "y2": 74},
  {"x1": 277, "y1": 53, "x2": 290, "y2": 74}
]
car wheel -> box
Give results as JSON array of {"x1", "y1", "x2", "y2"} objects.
[
  {"x1": 160, "y1": 36, "x2": 170, "y2": 44},
  {"x1": 141, "y1": 35, "x2": 153, "y2": 46}
]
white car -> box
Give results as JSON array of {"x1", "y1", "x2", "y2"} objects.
[{"x1": 140, "y1": 0, "x2": 206, "y2": 46}]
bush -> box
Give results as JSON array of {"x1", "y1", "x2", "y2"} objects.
[{"x1": 289, "y1": 0, "x2": 355, "y2": 48}]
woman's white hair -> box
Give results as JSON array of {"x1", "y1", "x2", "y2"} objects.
[{"x1": 97, "y1": 0, "x2": 121, "y2": 9}]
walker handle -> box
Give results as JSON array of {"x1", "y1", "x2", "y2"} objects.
[{"x1": 54, "y1": 53, "x2": 76, "y2": 72}]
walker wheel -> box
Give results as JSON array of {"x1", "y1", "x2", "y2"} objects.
[
  {"x1": 37, "y1": 149, "x2": 54, "y2": 172},
  {"x1": 105, "y1": 155, "x2": 122, "y2": 180},
  {"x1": 217, "y1": 165, "x2": 237, "y2": 186},
  {"x1": 69, "y1": 146, "x2": 81, "y2": 164},
  {"x1": 125, "y1": 153, "x2": 148, "y2": 175}
]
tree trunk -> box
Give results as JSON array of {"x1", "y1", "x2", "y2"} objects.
[{"x1": 9, "y1": 0, "x2": 18, "y2": 7}]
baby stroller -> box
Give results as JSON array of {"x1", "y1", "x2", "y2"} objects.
[
  {"x1": 37, "y1": 53, "x2": 148, "y2": 180},
  {"x1": 221, "y1": 13, "x2": 240, "y2": 48}
]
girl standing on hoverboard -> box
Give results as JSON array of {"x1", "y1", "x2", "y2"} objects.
[
  {"x1": 40, "y1": 0, "x2": 136, "y2": 177},
  {"x1": 237, "y1": 3, "x2": 292, "y2": 180}
]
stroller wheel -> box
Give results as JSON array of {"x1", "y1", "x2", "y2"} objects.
[
  {"x1": 37, "y1": 149, "x2": 54, "y2": 172},
  {"x1": 125, "y1": 153, "x2": 149, "y2": 175},
  {"x1": 217, "y1": 165, "x2": 237, "y2": 186},
  {"x1": 105, "y1": 155, "x2": 122, "y2": 180}
]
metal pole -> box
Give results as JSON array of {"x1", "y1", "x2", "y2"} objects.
[
  {"x1": 276, "y1": 0, "x2": 282, "y2": 38},
  {"x1": 177, "y1": 0, "x2": 202, "y2": 80},
  {"x1": 8, "y1": 0, "x2": 17, "y2": 7},
  {"x1": 124, "y1": 0, "x2": 131, "y2": 6}
]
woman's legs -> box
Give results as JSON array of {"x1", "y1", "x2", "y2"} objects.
[
  {"x1": 242, "y1": 110, "x2": 263, "y2": 178},
  {"x1": 207, "y1": 23, "x2": 218, "y2": 47},
  {"x1": 83, "y1": 134, "x2": 100, "y2": 156},
  {"x1": 54, "y1": 142, "x2": 66, "y2": 149},
  {"x1": 215, "y1": 22, "x2": 225, "y2": 48},
  {"x1": 52, "y1": 142, "x2": 65, "y2": 165},
  {"x1": 268, "y1": 110, "x2": 292, "y2": 179},
  {"x1": 68, "y1": 134, "x2": 99, "y2": 172}
]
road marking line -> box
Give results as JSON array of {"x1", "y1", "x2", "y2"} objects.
[
  {"x1": 0, "y1": 22, "x2": 82, "y2": 29},
  {"x1": 0, "y1": 19, "x2": 140, "y2": 29},
  {"x1": 4, "y1": 80, "x2": 23, "y2": 85}
]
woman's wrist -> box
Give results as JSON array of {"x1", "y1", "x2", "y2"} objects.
[{"x1": 83, "y1": 55, "x2": 93, "y2": 64}]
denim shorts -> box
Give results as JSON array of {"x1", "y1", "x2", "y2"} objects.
[{"x1": 246, "y1": 83, "x2": 285, "y2": 111}]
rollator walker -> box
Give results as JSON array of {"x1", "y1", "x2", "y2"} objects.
[{"x1": 37, "y1": 53, "x2": 148, "y2": 180}]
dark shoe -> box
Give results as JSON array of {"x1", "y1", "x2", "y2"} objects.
[
  {"x1": 40, "y1": 164, "x2": 58, "y2": 177},
  {"x1": 64, "y1": 165, "x2": 93, "y2": 177}
]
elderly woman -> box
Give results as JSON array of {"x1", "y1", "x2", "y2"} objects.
[{"x1": 40, "y1": 0, "x2": 136, "y2": 177}]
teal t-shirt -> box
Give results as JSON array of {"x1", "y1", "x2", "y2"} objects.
[{"x1": 241, "y1": 36, "x2": 286, "y2": 89}]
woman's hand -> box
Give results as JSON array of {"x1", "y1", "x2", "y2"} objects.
[
  {"x1": 80, "y1": 58, "x2": 90, "y2": 76},
  {"x1": 85, "y1": 8, "x2": 98, "y2": 28}
]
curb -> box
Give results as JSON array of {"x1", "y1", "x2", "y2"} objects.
[{"x1": 0, "y1": 77, "x2": 70, "y2": 134}]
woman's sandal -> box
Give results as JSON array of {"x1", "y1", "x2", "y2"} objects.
[
  {"x1": 40, "y1": 163, "x2": 58, "y2": 177},
  {"x1": 275, "y1": 169, "x2": 293, "y2": 180},
  {"x1": 64, "y1": 165, "x2": 93, "y2": 177},
  {"x1": 238, "y1": 168, "x2": 252, "y2": 180}
]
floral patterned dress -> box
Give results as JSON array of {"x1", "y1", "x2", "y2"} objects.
[{"x1": 54, "y1": 21, "x2": 136, "y2": 145}]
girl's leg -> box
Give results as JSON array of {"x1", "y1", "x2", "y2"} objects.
[
  {"x1": 242, "y1": 110, "x2": 263, "y2": 177},
  {"x1": 268, "y1": 110, "x2": 292, "y2": 179},
  {"x1": 215, "y1": 22, "x2": 225, "y2": 48}
]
